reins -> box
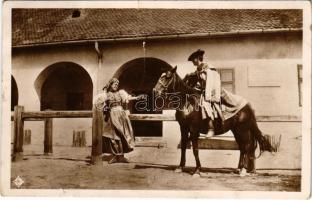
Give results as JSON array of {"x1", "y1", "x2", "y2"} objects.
[{"x1": 159, "y1": 74, "x2": 175, "y2": 93}]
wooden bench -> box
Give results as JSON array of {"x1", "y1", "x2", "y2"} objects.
[{"x1": 178, "y1": 136, "x2": 239, "y2": 150}]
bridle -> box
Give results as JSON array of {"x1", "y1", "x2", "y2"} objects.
[{"x1": 158, "y1": 73, "x2": 176, "y2": 94}]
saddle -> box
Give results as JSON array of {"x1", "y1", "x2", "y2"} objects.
[{"x1": 184, "y1": 73, "x2": 248, "y2": 124}]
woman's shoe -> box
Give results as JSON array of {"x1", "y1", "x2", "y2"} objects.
[
  {"x1": 108, "y1": 156, "x2": 118, "y2": 164},
  {"x1": 118, "y1": 155, "x2": 130, "y2": 163}
]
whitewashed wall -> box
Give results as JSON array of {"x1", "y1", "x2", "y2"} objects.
[{"x1": 11, "y1": 32, "x2": 302, "y2": 147}]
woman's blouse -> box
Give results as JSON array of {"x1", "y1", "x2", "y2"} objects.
[{"x1": 93, "y1": 89, "x2": 132, "y2": 110}]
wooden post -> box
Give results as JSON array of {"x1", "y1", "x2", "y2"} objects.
[
  {"x1": 24, "y1": 129, "x2": 31, "y2": 145},
  {"x1": 82, "y1": 131, "x2": 86, "y2": 147},
  {"x1": 13, "y1": 106, "x2": 24, "y2": 162},
  {"x1": 73, "y1": 130, "x2": 86, "y2": 147},
  {"x1": 44, "y1": 111, "x2": 53, "y2": 155},
  {"x1": 78, "y1": 131, "x2": 81, "y2": 147},
  {"x1": 91, "y1": 107, "x2": 103, "y2": 165},
  {"x1": 73, "y1": 130, "x2": 76, "y2": 147}
]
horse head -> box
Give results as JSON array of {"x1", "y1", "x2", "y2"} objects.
[{"x1": 153, "y1": 66, "x2": 177, "y2": 96}]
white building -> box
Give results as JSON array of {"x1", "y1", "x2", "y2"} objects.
[{"x1": 12, "y1": 9, "x2": 302, "y2": 154}]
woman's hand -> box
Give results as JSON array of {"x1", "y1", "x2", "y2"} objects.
[
  {"x1": 136, "y1": 94, "x2": 147, "y2": 100},
  {"x1": 128, "y1": 94, "x2": 146, "y2": 101}
]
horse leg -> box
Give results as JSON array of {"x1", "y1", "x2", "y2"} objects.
[
  {"x1": 239, "y1": 130, "x2": 256, "y2": 176},
  {"x1": 239, "y1": 151, "x2": 256, "y2": 176},
  {"x1": 175, "y1": 125, "x2": 188, "y2": 173},
  {"x1": 190, "y1": 131, "x2": 201, "y2": 176},
  {"x1": 232, "y1": 129, "x2": 245, "y2": 173},
  {"x1": 247, "y1": 150, "x2": 256, "y2": 173},
  {"x1": 237, "y1": 151, "x2": 244, "y2": 172},
  {"x1": 240, "y1": 129, "x2": 256, "y2": 174},
  {"x1": 247, "y1": 137, "x2": 256, "y2": 173},
  {"x1": 233, "y1": 129, "x2": 252, "y2": 176}
]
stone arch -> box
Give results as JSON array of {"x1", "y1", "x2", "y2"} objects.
[
  {"x1": 34, "y1": 62, "x2": 93, "y2": 111},
  {"x1": 11, "y1": 75, "x2": 18, "y2": 111},
  {"x1": 114, "y1": 57, "x2": 173, "y2": 137},
  {"x1": 114, "y1": 57, "x2": 173, "y2": 92}
]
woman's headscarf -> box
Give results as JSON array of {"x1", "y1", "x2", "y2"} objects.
[{"x1": 103, "y1": 77, "x2": 119, "y2": 92}]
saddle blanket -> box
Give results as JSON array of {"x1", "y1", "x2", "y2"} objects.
[{"x1": 220, "y1": 88, "x2": 248, "y2": 120}]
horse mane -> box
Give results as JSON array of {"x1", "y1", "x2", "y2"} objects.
[{"x1": 172, "y1": 73, "x2": 201, "y2": 95}]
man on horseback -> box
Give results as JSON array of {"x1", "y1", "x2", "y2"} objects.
[
  {"x1": 153, "y1": 60, "x2": 275, "y2": 175},
  {"x1": 185, "y1": 49, "x2": 224, "y2": 137}
]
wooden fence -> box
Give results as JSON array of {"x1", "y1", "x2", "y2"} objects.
[
  {"x1": 11, "y1": 105, "x2": 179, "y2": 165},
  {"x1": 11, "y1": 105, "x2": 299, "y2": 165}
]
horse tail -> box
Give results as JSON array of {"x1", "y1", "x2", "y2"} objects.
[
  {"x1": 251, "y1": 117, "x2": 277, "y2": 158},
  {"x1": 248, "y1": 106, "x2": 275, "y2": 157},
  {"x1": 252, "y1": 122, "x2": 275, "y2": 157}
]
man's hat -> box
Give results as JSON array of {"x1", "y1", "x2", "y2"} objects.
[{"x1": 188, "y1": 49, "x2": 205, "y2": 61}]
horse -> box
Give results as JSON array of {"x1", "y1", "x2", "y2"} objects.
[{"x1": 153, "y1": 66, "x2": 275, "y2": 176}]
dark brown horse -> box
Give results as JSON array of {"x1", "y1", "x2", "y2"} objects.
[{"x1": 153, "y1": 67, "x2": 274, "y2": 176}]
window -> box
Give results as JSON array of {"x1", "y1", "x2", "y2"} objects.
[
  {"x1": 217, "y1": 68, "x2": 235, "y2": 93},
  {"x1": 298, "y1": 64, "x2": 302, "y2": 107}
]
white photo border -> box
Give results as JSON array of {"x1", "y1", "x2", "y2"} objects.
[{"x1": 1, "y1": 1, "x2": 311, "y2": 198}]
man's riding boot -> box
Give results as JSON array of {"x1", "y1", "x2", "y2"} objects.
[
  {"x1": 206, "y1": 129, "x2": 215, "y2": 138},
  {"x1": 206, "y1": 120, "x2": 215, "y2": 138},
  {"x1": 213, "y1": 102, "x2": 225, "y2": 121}
]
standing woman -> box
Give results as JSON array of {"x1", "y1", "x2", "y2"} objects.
[{"x1": 94, "y1": 78, "x2": 145, "y2": 164}]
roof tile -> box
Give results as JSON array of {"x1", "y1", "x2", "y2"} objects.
[{"x1": 12, "y1": 9, "x2": 302, "y2": 46}]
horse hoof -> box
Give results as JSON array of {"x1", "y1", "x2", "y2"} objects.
[
  {"x1": 239, "y1": 168, "x2": 250, "y2": 177},
  {"x1": 174, "y1": 167, "x2": 183, "y2": 173},
  {"x1": 192, "y1": 173, "x2": 201, "y2": 178},
  {"x1": 192, "y1": 168, "x2": 201, "y2": 178}
]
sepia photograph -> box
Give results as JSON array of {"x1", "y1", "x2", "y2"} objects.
[{"x1": 1, "y1": 1, "x2": 311, "y2": 198}]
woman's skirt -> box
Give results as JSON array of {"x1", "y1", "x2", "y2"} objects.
[{"x1": 102, "y1": 106, "x2": 135, "y2": 155}]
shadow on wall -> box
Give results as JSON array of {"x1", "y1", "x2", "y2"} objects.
[{"x1": 11, "y1": 75, "x2": 19, "y2": 111}]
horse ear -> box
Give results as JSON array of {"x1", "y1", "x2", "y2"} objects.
[{"x1": 171, "y1": 66, "x2": 177, "y2": 73}]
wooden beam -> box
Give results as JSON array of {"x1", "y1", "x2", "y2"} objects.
[
  {"x1": 15, "y1": 110, "x2": 301, "y2": 122},
  {"x1": 13, "y1": 106, "x2": 24, "y2": 161},
  {"x1": 22, "y1": 111, "x2": 92, "y2": 119},
  {"x1": 129, "y1": 114, "x2": 176, "y2": 121},
  {"x1": 23, "y1": 118, "x2": 45, "y2": 121},
  {"x1": 256, "y1": 115, "x2": 301, "y2": 122},
  {"x1": 135, "y1": 137, "x2": 167, "y2": 148},
  {"x1": 129, "y1": 114, "x2": 301, "y2": 122}
]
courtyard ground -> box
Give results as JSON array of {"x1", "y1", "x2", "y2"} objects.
[{"x1": 10, "y1": 144, "x2": 301, "y2": 192}]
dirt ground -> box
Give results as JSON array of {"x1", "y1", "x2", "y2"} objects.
[{"x1": 10, "y1": 144, "x2": 301, "y2": 191}]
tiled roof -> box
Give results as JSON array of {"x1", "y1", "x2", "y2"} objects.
[{"x1": 12, "y1": 9, "x2": 302, "y2": 47}]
